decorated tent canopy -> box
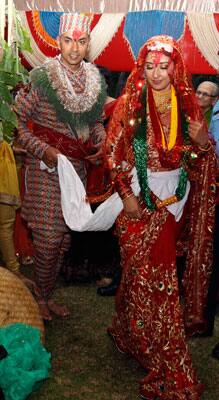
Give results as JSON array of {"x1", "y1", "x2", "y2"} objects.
[
  {"x1": 7, "y1": 1, "x2": 219, "y2": 73},
  {"x1": 18, "y1": 10, "x2": 219, "y2": 74},
  {"x1": 12, "y1": 1, "x2": 219, "y2": 13}
]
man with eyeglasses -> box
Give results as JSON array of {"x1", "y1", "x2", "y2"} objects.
[{"x1": 196, "y1": 81, "x2": 219, "y2": 125}]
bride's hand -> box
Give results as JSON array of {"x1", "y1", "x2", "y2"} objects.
[
  {"x1": 188, "y1": 120, "x2": 209, "y2": 148},
  {"x1": 123, "y1": 194, "x2": 141, "y2": 219}
]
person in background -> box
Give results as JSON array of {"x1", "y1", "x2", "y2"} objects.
[
  {"x1": 210, "y1": 94, "x2": 219, "y2": 156},
  {"x1": 196, "y1": 80, "x2": 219, "y2": 124},
  {"x1": 15, "y1": 13, "x2": 107, "y2": 321},
  {"x1": 105, "y1": 35, "x2": 216, "y2": 399},
  {"x1": 204, "y1": 95, "x2": 219, "y2": 359},
  {"x1": 0, "y1": 44, "x2": 21, "y2": 276},
  {"x1": 0, "y1": 140, "x2": 21, "y2": 274}
]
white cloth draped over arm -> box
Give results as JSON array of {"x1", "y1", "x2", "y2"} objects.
[
  {"x1": 57, "y1": 155, "x2": 190, "y2": 231},
  {"x1": 57, "y1": 154, "x2": 126, "y2": 231}
]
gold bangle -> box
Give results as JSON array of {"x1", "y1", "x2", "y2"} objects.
[
  {"x1": 156, "y1": 195, "x2": 178, "y2": 209},
  {"x1": 198, "y1": 140, "x2": 212, "y2": 152}
]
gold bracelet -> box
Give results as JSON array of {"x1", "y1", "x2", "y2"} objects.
[
  {"x1": 198, "y1": 140, "x2": 212, "y2": 152},
  {"x1": 156, "y1": 195, "x2": 178, "y2": 209}
]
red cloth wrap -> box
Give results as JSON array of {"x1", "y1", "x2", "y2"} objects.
[
  {"x1": 32, "y1": 122, "x2": 94, "y2": 159},
  {"x1": 32, "y1": 123, "x2": 111, "y2": 202}
]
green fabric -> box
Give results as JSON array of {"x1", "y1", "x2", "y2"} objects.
[
  {"x1": 31, "y1": 66, "x2": 107, "y2": 128},
  {"x1": 205, "y1": 108, "x2": 213, "y2": 127},
  {"x1": 133, "y1": 85, "x2": 156, "y2": 210},
  {"x1": 0, "y1": 323, "x2": 51, "y2": 400}
]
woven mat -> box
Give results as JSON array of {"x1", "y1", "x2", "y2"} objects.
[{"x1": 0, "y1": 267, "x2": 45, "y2": 342}]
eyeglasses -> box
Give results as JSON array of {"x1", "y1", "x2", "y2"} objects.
[{"x1": 196, "y1": 90, "x2": 217, "y2": 98}]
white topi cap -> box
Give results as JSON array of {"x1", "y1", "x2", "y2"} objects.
[{"x1": 59, "y1": 13, "x2": 91, "y2": 39}]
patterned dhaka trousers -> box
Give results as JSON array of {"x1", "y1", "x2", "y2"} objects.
[{"x1": 32, "y1": 228, "x2": 71, "y2": 301}]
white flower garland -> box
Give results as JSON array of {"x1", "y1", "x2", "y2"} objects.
[{"x1": 45, "y1": 58, "x2": 102, "y2": 114}]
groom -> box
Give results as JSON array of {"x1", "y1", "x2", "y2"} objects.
[{"x1": 15, "y1": 13, "x2": 107, "y2": 321}]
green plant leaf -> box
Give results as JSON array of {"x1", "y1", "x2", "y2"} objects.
[
  {"x1": 0, "y1": 83, "x2": 13, "y2": 103},
  {"x1": 16, "y1": 19, "x2": 32, "y2": 53},
  {"x1": 2, "y1": 120, "x2": 15, "y2": 134},
  {"x1": 0, "y1": 121, "x2": 3, "y2": 141},
  {"x1": 0, "y1": 13, "x2": 32, "y2": 144},
  {"x1": 0, "y1": 45, "x2": 15, "y2": 73},
  {"x1": 0, "y1": 102, "x2": 18, "y2": 127},
  {"x1": 0, "y1": 70, "x2": 21, "y2": 87},
  {"x1": 2, "y1": 120, "x2": 15, "y2": 143}
]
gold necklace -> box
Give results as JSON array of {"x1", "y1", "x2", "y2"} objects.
[
  {"x1": 152, "y1": 88, "x2": 171, "y2": 114},
  {"x1": 150, "y1": 85, "x2": 178, "y2": 150}
]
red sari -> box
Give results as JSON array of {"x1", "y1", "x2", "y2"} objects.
[
  {"x1": 106, "y1": 89, "x2": 215, "y2": 399},
  {"x1": 110, "y1": 203, "x2": 202, "y2": 399}
]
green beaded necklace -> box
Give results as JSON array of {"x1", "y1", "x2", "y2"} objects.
[{"x1": 133, "y1": 85, "x2": 189, "y2": 211}]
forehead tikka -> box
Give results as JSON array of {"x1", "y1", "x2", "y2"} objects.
[
  {"x1": 146, "y1": 55, "x2": 172, "y2": 68},
  {"x1": 71, "y1": 29, "x2": 86, "y2": 40},
  {"x1": 149, "y1": 51, "x2": 163, "y2": 64}
]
